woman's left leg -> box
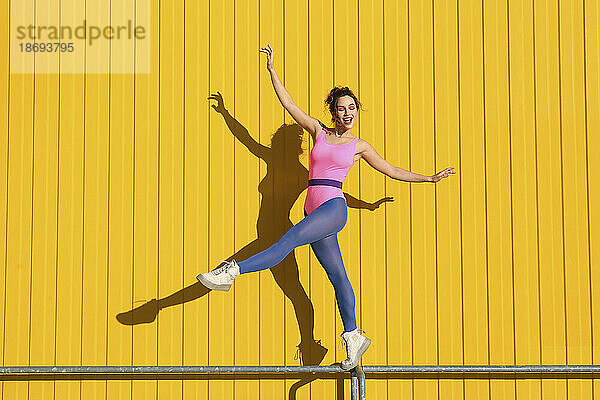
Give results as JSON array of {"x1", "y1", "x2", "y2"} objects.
[
  {"x1": 309, "y1": 231, "x2": 369, "y2": 371},
  {"x1": 309, "y1": 233, "x2": 357, "y2": 332}
]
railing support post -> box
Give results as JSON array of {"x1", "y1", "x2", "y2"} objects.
[
  {"x1": 350, "y1": 368, "x2": 358, "y2": 400},
  {"x1": 356, "y1": 366, "x2": 366, "y2": 400}
]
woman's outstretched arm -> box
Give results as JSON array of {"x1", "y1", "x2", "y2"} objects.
[
  {"x1": 260, "y1": 45, "x2": 321, "y2": 138},
  {"x1": 359, "y1": 140, "x2": 456, "y2": 183}
]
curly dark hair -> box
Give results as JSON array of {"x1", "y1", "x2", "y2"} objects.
[{"x1": 324, "y1": 86, "x2": 362, "y2": 125}]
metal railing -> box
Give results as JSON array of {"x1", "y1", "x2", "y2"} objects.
[{"x1": 2, "y1": 365, "x2": 599, "y2": 400}]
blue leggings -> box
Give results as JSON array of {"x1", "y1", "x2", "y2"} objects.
[{"x1": 237, "y1": 197, "x2": 357, "y2": 332}]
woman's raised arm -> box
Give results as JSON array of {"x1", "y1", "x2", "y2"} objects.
[{"x1": 260, "y1": 45, "x2": 321, "y2": 137}]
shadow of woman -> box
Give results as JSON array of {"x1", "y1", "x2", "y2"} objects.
[{"x1": 116, "y1": 92, "x2": 393, "y2": 373}]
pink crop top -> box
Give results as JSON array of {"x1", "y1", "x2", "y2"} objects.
[
  {"x1": 308, "y1": 129, "x2": 359, "y2": 181},
  {"x1": 304, "y1": 129, "x2": 359, "y2": 215}
]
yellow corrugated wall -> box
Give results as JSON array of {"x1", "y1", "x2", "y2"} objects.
[{"x1": 0, "y1": 0, "x2": 598, "y2": 398}]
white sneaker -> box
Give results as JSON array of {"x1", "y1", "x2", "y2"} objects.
[
  {"x1": 340, "y1": 329, "x2": 371, "y2": 370},
  {"x1": 196, "y1": 259, "x2": 240, "y2": 291}
]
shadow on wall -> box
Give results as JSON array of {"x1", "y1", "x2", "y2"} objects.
[{"x1": 116, "y1": 92, "x2": 392, "y2": 399}]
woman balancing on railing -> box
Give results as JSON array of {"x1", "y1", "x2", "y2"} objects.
[{"x1": 197, "y1": 45, "x2": 456, "y2": 370}]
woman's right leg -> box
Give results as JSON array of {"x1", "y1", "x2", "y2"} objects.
[{"x1": 237, "y1": 197, "x2": 347, "y2": 274}]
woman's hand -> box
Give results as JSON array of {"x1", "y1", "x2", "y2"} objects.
[
  {"x1": 430, "y1": 167, "x2": 456, "y2": 183},
  {"x1": 208, "y1": 91, "x2": 227, "y2": 114},
  {"x1": 259, "y1": 44, "x2": 275, "y2": 71}
]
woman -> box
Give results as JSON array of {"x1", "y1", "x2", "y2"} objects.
[{"x1": 197, "y1": 45, "x2": 456, "y2": 370}]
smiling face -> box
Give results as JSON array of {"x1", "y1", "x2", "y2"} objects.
[{"x1": 332, "y1": 95, "x2": 358, "y2": 130}]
